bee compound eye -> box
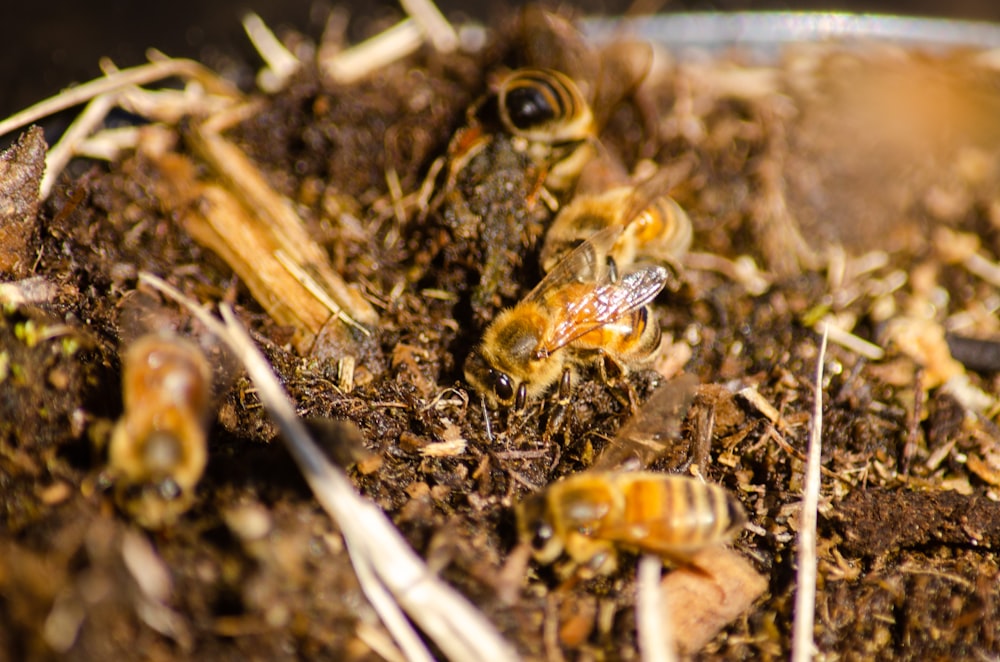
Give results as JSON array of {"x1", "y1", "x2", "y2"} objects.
[
  {"x1": 504, "y1": 85, "x2": 557, "y2": 130},
  {"x1": 492, "y1": 371, "x2": 515, "y2": 404}
]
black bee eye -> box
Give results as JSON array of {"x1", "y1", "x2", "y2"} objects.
[
  {"x1": 505, "y1": 86, "x2": 556, "y2": 130},
  {"x1": 492, "y1": 371, "x2": 515, "y2": 404}
]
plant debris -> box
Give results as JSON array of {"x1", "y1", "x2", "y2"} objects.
[{"x1": 3, "y1": 5, "x2": 1000, "y2": 660}]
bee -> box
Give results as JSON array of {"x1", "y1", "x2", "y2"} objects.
[
  {"x1": 103, "y1": 291, "x2": 231, "y2": 529},
  {"x1": 423, "y1": 67, "x2": 600, "y2": 329},
  {"x1": 517, "y1": 471, "x2": 746, "y2": 576},
  {"x1": 539, "y1": 168, "x2": 693, "y2": 274},
  {"x1": 492, "y1": 67, "x2": 597, "y2": 191},
  {"x1": 515, "y1": 376, "x2": 746, "y2": 575},
  {"x1": 464, "y1": 226, "x2": 668, "y2": 410},
  {"x1": 108, "y1": 332, "x2": 213, "y2": 529}
]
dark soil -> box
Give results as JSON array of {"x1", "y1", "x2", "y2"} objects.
[{"x1": 3, "y1": 7, "x2": 1000, "y2": 661}]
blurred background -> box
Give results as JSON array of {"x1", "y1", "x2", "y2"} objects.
[{"x1": 4, "y1": 0, "x2": 1000, "y2": 126}]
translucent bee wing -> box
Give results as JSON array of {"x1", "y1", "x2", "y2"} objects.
[
  {"x1": 618, "y1": 161, "x2": 694, "y2": 225},
  {"x1": 525, "y1": 225, "x2": 623, "y2": 303},
  {"x1": 535, "y1": 263, "x2": 668, "y2": 358},
  {"x1": 593, "y1": 373, "x2": 699, "y2": 471}
]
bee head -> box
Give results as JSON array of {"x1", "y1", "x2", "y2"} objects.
[
  {"x1": 515, "y1": 492, "x2": 563, "y2": 564},
  {"x1": 463, "y1": 347, "x2": 527, "y2": 410},
  {"x1": 115, "y1": 475, "x2": 192, "y2": 530}
]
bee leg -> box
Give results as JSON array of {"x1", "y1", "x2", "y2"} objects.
[
  {"x1": 543, "y1": 368, "x2": 574, "y2": 440},
  {"x1": 597, "y1": 353, "x2": 638, "y2": 413},
  {"x1": 606, "y1": 255, "x2": 620, "y2": 283}
]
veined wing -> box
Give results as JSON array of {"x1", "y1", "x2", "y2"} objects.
[
  {"x1": 525, "y1": 225, "x2": 623, "y2": 303},
  {"x1": 534, "y1": 262, "x2": 668, "y2": 358}
]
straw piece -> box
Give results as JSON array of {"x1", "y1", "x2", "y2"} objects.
[
  {"x1": 638, "y1": 554, "x2": 675, "y2": 662},
  {"x1": 791, "y1": 324, "x2": 828, "y2": 662},
  {"x1": 321, "y1": 19, "x2": 424, "y2": 84},
  {"x1": 399, "y1": 0, "x2": 459, "y2": 53},
  {"x1": 0, "y1": 59, "x2": 239, "y2": 139}
]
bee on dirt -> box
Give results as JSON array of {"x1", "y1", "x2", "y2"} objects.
[
  {"x1": 515, "y1": 375, "x2": 746, "y2": 576},
  {"x1": 516, "y1": 471, "x2": 746, "y2": 576},
  {"x1": 491, "y1": 67, "x2": 598, "y2": 191},
  {"x1": 429, "y1": 67, "x2": 599, "y2": 328},
  {"x1": 539, "y1": 168, "x2": 693, "y2": 275},
  {"x1": 103, "y1": 290, "x2": 233, "y2": 529},
  {"x1": 109, "y1": 332, "x2": 213, "y2": 529},
  {"x1": 463, "y1": 226, "x2": 668, "y2": 412}
]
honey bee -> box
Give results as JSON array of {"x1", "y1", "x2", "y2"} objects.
[
  {"x1": 539, "y1": 169, "x2": 693, "y2": 274},
  {"x1": 464, "y1": 226, "x2": 668, "y2": 410},
  {"x1": 424, "y1": 67, "x2": 600, "y2": 328},
  {"x1": 515, "y1": 375, "x2": 746, "y2": 575},
  {"x1": 108, "y1": 332, "x2": 213, "y2": 529},
  {"x1": 516, "y1": 471, "x2": 746, "y2": 575},
  {"x1": 491, "y1": 68, "x2": 597, "y2": 191}
]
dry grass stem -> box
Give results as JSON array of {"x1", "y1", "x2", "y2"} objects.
[
  {"x1": 0, "y1": 58, "x2": 239, "y2": 139},
  {"x1": 819, "y1": 317, "x2": 885, "y2": 361},
  {"x1": 322, "y1": 19, "x2": 425, "y2": 84},
  {"x1": 683, "y1": 252, "x2": 770, "y2": 295},
  {"x1": 737, "y1": 386, "x2": 788, "y2": 431},
  {"x1": 964, "y1": 252, "x2": 1000, "y2": 289},
  {"x1": 273, "y1": 250, "x2": 372, "y2": 336},
  {"x1": 792, "y1": 323, "x2": 828, "y2": 662},
  {"x1": 40, "y1": 94, "x2": 117, "y2": 199},
  {"x1": 242, "y1": 12, "x2": 302, "y2": 92},
  {"x1": 139, "y1": 273, "x2": 518, "y2": 662},
  {"x1": 167, "y1": 118, "x2": 379, "y2": 349},
  {"x1": 75, "y1": 126, "x2": 144, "y2": 160},
  {"x1": 400, "y1": 0, "x2": 459, "y2": 53},
  {"x1": 154, "y1": 164, "x2": 335, "y2": 354},
  {"x1": 638, "y1": 554, "x2": 676, "y2": 662}
]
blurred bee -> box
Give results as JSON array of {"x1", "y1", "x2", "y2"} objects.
[
  {"x1": 104, "y1": 291, "x2": 233, "y2": 529},
  {"x1": 464, "y1": 226, "x2": 668, "y2": 410},
  {"x1": 109, "y1": 333, "x2": 212, "y2": 529},
  {"x1": 539, "y1": 168, "x2": 693, "y2": 274},
  {"x1": 591, "y1": 373, "x2": 699, "y2": 472},
  {"x1": 515, "y1": 375, "x2": 746, "y2": 575},
  {"x1": 516, "y1": 471, "x2": 746, "y2": 576}
]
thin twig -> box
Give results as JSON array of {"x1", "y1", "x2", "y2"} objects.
[
  {"x1": 321, "y1": 19, "x2": 424, "y2": 84},
  {"x1": 792, "y1": 324, "x2": 828, "y2": 662},
  {"x1": 243, "y1": 12, "x2": 300, "y2": 78},
  {"x1": 399, "y1": 0, "x2": 459, "y2": 52},
  {"x1": 0, "y1": 59, "x2": 239, "y2": 139},
  {"x1": 40, "y1": 93, "x2": 118, "y2": 199},
  {"x1": 242, "y1": 12, "x2": 301, "y2": 92},
  {"x1": 818, "y1": 317, "x2": 885, "y2": 361},
  {"x1": 638, "y1": 554, "x2": 676, "y2": 662}
]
